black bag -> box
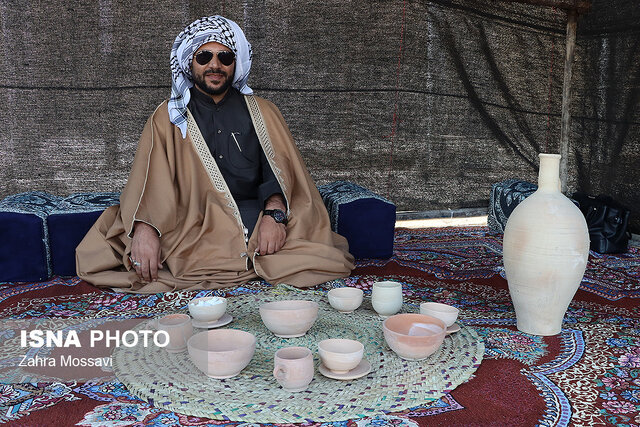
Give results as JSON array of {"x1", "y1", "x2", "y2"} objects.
[{"x1": 572, "y1": 193, "x2": 631, "y2": 254}]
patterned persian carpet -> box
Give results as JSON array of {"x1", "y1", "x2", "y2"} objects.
[{"x1": 0, "y1": 226, "x2": 638, "y2": 426}]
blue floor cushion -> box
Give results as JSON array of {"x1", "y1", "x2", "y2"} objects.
[
  {"x1": 0, "y1": 192, "x2": 61, "y2": 282},
  {"x1": 2, "y1": 182, "x2": 394, "y2": 282},
  {"x1": 47, "y1": 192, "x2": 120, "y2": 276},
  {"x1": 318, "y1": 181, "x2": 396, "y2": 259}
]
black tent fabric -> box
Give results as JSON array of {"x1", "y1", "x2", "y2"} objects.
[{"x1": 1, "y1": 0, "x2": 637, "y2": 232}]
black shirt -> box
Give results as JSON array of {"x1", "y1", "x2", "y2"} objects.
[{"x1": 187, "y1": 87, "x2": 282, "y2": 236}]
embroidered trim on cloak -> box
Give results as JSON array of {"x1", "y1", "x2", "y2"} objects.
[
  {"x1": 244, "y1": 95, "x2": 290, "y2": 215},
  {"x1": 186, "y1": 110, "x2": 245, "y2": 232}
]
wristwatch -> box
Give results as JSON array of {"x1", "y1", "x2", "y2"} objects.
[{"x1": 263, "y1": 209, "x2": 288, "y2": 225}]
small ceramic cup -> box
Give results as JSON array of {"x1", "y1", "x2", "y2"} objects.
[
  {"x1": 273, "y1": 346, "x2": 314, "y2": 392},
  {"x1": 371, "y1": 281, "x2": 403, "y2": 317},
  {"x1": 419, "y1": 302, "x2": 459, "y2": 327},
  {"x1": 317, "y1": 339, "x2": 364, "y2": 374},
  {"x1": 157, "y1": 313, "x2": 193, "y2": 353}
]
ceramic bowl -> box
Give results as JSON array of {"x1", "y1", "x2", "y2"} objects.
[
  {"x1": 187, "y1": 329, "x2": 256, "y2": 379},
  {"x1": 327, "y1": 287, "x2": 364, "y2": 313},
  {"x1": 419, "y1": 302, "x2": 459, "y2": 327},
  {"x1": 259, "y1": 300, "x2": 319, "y2": 338},
  {"x1": 383, "y1": 313, "x2": 446, "y2": 361},
  {"x1": 317, "y1": 338, "x2": 364, "y2": 374},
  {"x1": 188, "y1": 296, "x2": 227, "y2": 322}
]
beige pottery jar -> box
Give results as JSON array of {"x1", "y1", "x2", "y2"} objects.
[{"x1": 503, "y1": 153, "x2": 589, "y2": 336}]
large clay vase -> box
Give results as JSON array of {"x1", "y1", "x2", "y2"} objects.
[{"x1": 503, "y1": 153, "x2": 589, "y2": 336}]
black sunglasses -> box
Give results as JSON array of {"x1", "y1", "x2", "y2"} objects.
[{"x1": 194, "y1": 50, "x2": 236, "y2": 66}]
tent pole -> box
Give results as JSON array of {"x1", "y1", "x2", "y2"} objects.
[{"x1": 559, "y1": 9, "x2": 578, "y2": 194}]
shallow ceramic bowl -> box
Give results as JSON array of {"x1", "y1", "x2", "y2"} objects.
[
  {"x1": 259, "y1": 300, "x2": 319, "y2": 338},
  {"x1": 187, "y1": 329, "x2": 256, "y2": 379},
  {"x1": 419, "y1": 302, "x2": 459, "y2": 327},
  {"x1": 383, "y1": 313, "x2": 446, "y2": 361},
  {"x1": 188, "y1": 296, "x2": 227, "y2": 322},
  {"x1": 317, "y1": 338, "x2": 364, "y2": 374},
  {"x1": 327, "y1": 287, "x2": 364, "y2": 313}
]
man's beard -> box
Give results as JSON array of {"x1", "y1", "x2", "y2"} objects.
[{"x1": 193, "y1": 69, "x2": 232, "y2": 96}]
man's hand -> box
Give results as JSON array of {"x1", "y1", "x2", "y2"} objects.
[
  {"x1": 257, "y1": 194, "x2": 287, "y2": 255},
  {"x1": 130, "y1": 221, "x2": 163, "y2": 281},
  {"x1": 257, "y1": 216, "x2": 287, "y2": 255}
]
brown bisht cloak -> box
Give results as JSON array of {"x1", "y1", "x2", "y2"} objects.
[{"x1": 76, "y1": 95, "x2": 354, "y2": 292}]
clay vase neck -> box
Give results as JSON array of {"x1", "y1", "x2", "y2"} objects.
[{"x1": 536, "y1": 153, "x2": 561, "y2": 193}]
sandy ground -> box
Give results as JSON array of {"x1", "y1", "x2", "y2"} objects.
[
  {"x1": 395, "y1": 216, "x2": 488, "y2": 228},
  {"x1": 395, "y1": 216, "x2": 640, "y2": 246}
]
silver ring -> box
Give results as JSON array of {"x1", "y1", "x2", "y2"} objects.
[{"x1": 132, "y1": 260, "x2": 141, "y2": 268}]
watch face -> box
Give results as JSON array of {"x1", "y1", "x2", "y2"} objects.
[{"x1": 272, "y1": 210, "x2": 286, "y2": 223}]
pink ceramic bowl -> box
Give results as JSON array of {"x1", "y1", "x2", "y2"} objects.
[
  {"x1": 187, "y1": 329, "x2": 256, "y2": 379},
  {"x1": 259, "y1": 300, "x2": 319, "y2": 338},
  {"x1": 383, "y1": 313, "x2": 446, "y2": 361}
]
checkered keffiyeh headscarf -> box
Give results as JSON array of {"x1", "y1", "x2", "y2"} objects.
[{"x1": 169, "y1": 16, "x2": 253, "y2": 138}]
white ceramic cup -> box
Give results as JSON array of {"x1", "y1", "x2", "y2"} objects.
[
  {"x1": 371, "y1": 281, "x2": 403, "y2": 317},
  {"x1": 273, "y1": 346, "x2": 314, "y2": 392},
  {"x1": 419, "y1": 302, "x2": 459, "y2": 327},
  {"x1": 157, "y1": 313, "x2": 193, "y2": 353}
]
